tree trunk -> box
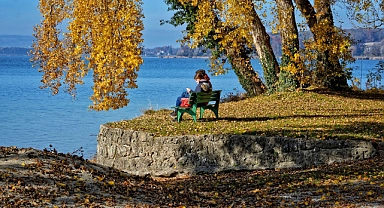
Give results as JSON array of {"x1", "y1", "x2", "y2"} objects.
[
  {"x1": 248, "y1": 4, "x2": 280, "y2": 92},
  {"x1": 315, "y1": 0, "x2": 349, "y2": 90},
  {"x1": 276, "y1": 0, "x2": 299, "y2": 49},
  {"x1": 275, "y1": 0, "x2": 300, "y2": 91},
  {"x1": 226, "y1": 46, "x2": 266, "y2": 96},
  {"x1": 295, "y1": 0, "x2": 349, "y2": 90}
]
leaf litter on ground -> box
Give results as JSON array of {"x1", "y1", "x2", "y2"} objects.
[{"x1": 1, "y1": 145, "x2": 383, "y2": 207}]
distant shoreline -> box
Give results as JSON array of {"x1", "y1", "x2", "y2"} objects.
[
  {"x1": 354, "y1": 56, "x2": 384, "y2": 60},
  {"x1": 152, "y1": 55, "x2": 384, "y2": 60},
  {"x1": 1, "y1": 47, "x2": 384, "y2": 61}
]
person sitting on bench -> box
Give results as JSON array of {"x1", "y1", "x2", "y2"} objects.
[{"x1": 170, "y1": 69, "x2": 212, "y2": 117}]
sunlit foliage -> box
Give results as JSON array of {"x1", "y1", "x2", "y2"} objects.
[
  {"x1": 31, "y1": 0, "x2": 144, "y2": 111},
  {"x1": 163, "y1": 0, "x2": 266, "y2": 96},
  {"x1": 293, "y1": 0, "x2": 354, "y2": 89},
  {"x1": 177, "y1": 0, "x2": 256, "y2": 72},
  {"x1": 302, "y1": 25, "x2": 354, "y2": 86},
  {"x1": 176, "y1": 0, "x2": 355, "y2": 92}
]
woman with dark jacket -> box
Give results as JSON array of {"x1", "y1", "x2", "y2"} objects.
[{"x1": 170, "y1": 70, "x2": 212, "y2": 117}]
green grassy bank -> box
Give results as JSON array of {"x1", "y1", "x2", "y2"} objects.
[{"x1": 108, "y1": 91, "x2": 384, "y2": 143}]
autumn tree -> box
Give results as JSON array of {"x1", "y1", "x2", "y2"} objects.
[
  {"x1": 30, "y1": 0, "x2": 144, "y2": 111},
  {"x1": 294, "y1": 0, "x2": 354, "y2": 90},
  {"x1": 30, "y1": 0, "x2": 359, "y2": 111},
  {"x1": 167, "y1": 0, "x2": 357, "y2": 92},
  {"x1": 164, "y1": 0, "x2": 275, "y2": 95},
  {"x1": 164, "y1": 0, "x2": 306, "y2": 93}
]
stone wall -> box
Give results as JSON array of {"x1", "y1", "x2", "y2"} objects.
[{"x1": 97, "y1": 125, "x2": 377, "y2": 177}]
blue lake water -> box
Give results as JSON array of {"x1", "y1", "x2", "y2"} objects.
[{"x1": 0, "y1": 55, "x2": 381, "y2": 158}]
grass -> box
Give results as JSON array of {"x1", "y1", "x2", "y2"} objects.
[{"x1": 108, "y1": 90, "x2": 384, "y2": 143}]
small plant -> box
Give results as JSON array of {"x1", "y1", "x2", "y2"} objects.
[
  {"x1": 142, "y1": 108, "x2": 156, "y2": 115},
  {"x1": 43, "y1": 144, "x2": 57, "y2": 154},
  {"x1": 366, "y1": 61, "x2": 384, "y2": 90},
  {"x1": 141, "y1": 100, "x2": 159, "y2": 115},
  {"x1": 220, "y1": 89, "x2": 247, "y2": 103},
  {"x1": 350, "y1": 77, "x2": 362, "y2": 91},
  {"x1": 142, "y1": 108, "x2": 169, "y2": 115},
  {"x1": 72, "y1": 146, "x2": 84, "y2": 158}
]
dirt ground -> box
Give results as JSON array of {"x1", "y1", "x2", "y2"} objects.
[{"x1": 1, "y1": 146, "x2": 384, "y2": 207}]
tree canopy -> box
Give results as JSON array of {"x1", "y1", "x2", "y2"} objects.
[
  {"x1": 165, "y1": 0, "x2": 357, "y2": 91},
  {"x1": 31, "y1": 0, "x2": 144, "y2": 111},
  {"x1": 31, "y1": 0, "x2": 383, "y2": 111}
]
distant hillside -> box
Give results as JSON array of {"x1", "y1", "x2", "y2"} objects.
[
  {"x1": 2, "y1": 28, "x2": 383, "y2": 57},
  {"x1": 143, "y1": 29, "x2": 384, "y2": 58},
  {"x1": 0, "y1": 35, "x2": 34, "y2": 48}
]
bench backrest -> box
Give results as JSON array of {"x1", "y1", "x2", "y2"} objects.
[{"x1": 188, "y1": 90, "x2": 222, "y2": 107}]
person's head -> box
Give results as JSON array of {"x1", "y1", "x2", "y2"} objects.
[
  {"x1": 195, "y1": 69, "x2": 206, "y2": 76},
  {"x1": 195, "y1": 69, "x2": 210, "y2": 81},
  {"x1": 194, "y1": 71, "x2": 205, "y2": 82}
]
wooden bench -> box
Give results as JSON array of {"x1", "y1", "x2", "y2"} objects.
[{"x1": 172, "y1": 90, "x2": 222, "y2": 122}]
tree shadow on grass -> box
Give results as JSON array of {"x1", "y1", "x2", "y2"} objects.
[
  {"x1": 198, "y1": 107, "x2": 384, "y2": 141},
  {"x1": 239, "y1": 121, "x2": 384, "y2": 142},
  {"x1": 310, "y1": 89, "x2": 384, "y2": 101},
  {"x1": 217, "y1": 109, "x2": 384, "y2": 122},
  {"x1": 197, "y1": 106, "x2": 382, "y2": 139}
]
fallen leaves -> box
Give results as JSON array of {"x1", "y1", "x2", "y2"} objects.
[{"x1": 3, "y1": 145, "x2": 383, "y2": 207}]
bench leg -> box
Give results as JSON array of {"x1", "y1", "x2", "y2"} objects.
[
  {"x1": 176, "y1": 111, "x2": 183, "y2": 122},
  {"x1": 186, "y1": 110, "x2": 197, "y2": 122},
  {"x1": 176, "y1": 109, "x2": 197, "y2": 122},
  {"x1": 200, "y1": 106, "x2": 219, "y2": 119},
  {"x1": 192, "y1": 114, "x2": 197, "y2": 122},
  {"x1": 212, "y1": 107, "x2": 219, "y2": 118},
  {"x1": 200, "y1": 108, "x2": 204, "y2": 119}
]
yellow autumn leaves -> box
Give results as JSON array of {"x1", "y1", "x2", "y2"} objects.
[
  {"x1": 179, "y1": 0, "x2": 254, "y2": 49},
  {"x1": 178, "y1": 0, "x2": 258, "y2": 76},
  {"x1": 31, "y1": 0, "x2": 144, "y2": 111}
]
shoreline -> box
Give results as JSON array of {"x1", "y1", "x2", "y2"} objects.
[{"x1": 150, "y1": 55, "x2": 384, "y2": 60}]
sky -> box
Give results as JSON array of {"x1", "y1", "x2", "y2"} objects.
[{"x1": 0, "y1": 0, "x2": 184, "y2": 48}]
